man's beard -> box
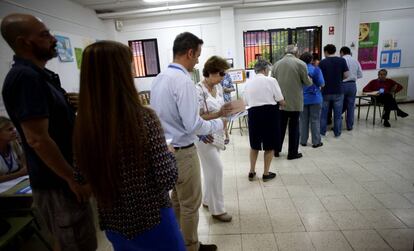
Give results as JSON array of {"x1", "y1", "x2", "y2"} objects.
[{"x1": 31, "y1": 41, "x2": 57, "y2": 61}]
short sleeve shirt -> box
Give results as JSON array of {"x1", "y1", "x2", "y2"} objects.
[
  {"x1": 2, "y1": 56, "x2": 76, "y2": 191},
  {"x1": 319, "y1": 56, "x2": 349, "y2": 95}
]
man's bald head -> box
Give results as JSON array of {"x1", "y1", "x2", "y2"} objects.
[{"x1": 1, "y1": 13, "x2": 40, "y2": 51}]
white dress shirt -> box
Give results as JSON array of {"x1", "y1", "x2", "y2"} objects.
[
  {"x1": 243, "y1": 73, "x2": 284, "y2": 109},
  {"x1": 342, "y1": 54, "x2": 363, "y2": 82},
  {"x1": 150, "y1": 63, "x2": 224, "y2": 147}
]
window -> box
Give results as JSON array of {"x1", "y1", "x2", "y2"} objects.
[
  {"x1": 129, "y1": 39, "x2": 160, "y2": 78},
  {"x1": 243, "y1": 26, "x2": 322, "y2": 69}
]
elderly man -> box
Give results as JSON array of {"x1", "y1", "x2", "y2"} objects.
[
  {"x1": 271, "y1": 45, "x2": 312, "y2": 160},
  {"x1": 1, "y1": 14, "x2": 96, "y2": 251},
  {"x1": 363, "y1": 69, "x2": 408, "y2": 127}
]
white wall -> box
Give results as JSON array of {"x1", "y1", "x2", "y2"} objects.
[
  {"x1": 107, "y1": 10, "x2": 222, "y2": 91},
  {"x1": 351, "y1": 0, "x2": 414, "y2": 98},
  {"x1": 0, "y1": 0, "x2": 111, "y2": 115}
]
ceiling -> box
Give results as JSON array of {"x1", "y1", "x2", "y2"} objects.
[{"x1": 71, "y1": 0, "x2": 335, "y2": 19}]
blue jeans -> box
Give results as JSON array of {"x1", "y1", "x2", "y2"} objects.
[
  {"x1": 300, "y1": 103, "x2": 322, "y2": 145},
  {"x1": 106, "y1": 207, "x2": 186, "y2": 251},
  {"x1": 342, "y1": 82, "x2": 357, "y2": 130},
  {"x1": 321, "y1": 94, "x2": 344, "y2": 137}
]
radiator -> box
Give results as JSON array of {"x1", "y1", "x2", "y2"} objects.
[{"x1": 390, "y1": 75, "x2": 409, "y2": 101}]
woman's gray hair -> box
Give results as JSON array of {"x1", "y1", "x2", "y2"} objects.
[{"x1": 254, "y1": 59, "x2": 271, "y2": 73}]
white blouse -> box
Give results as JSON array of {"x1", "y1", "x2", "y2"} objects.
[
  {"x1": 243, "y1": 73, "x2": 284, "y2": 109},
  {"x1": 196, "y1": 81, "x2": 225, "y2": 114}
]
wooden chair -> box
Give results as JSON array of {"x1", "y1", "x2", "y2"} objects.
[
  {"x1": 0, "y1": 216, "x2": 52, "y2": 251},
  {"x1": 138, "y1": 91, "x2": 151, "y2": 106}
]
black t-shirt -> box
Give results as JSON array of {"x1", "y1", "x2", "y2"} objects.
[
  {"x1": 2, "y1": 56, "x2": 76, "y2": 191},
  {"x1": 319, "y1": 56, "x2": 349, "y2": 95}
]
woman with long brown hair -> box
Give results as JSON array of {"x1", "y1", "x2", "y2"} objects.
[{"x1": 73, "y1": 40, "x2": 185, "y2": 250}]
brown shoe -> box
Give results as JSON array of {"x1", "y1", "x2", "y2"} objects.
[{"x1": 212, "y1": 213, "x2": 232, "y2": 222}]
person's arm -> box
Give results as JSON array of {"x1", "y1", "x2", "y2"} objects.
[
  {"x1": 0, "y1": 167, "x2": 27, "y2": 183},
  {"x1": 300, "y1": 63, "x2": 312, "y2": 86},
  {"x1": 147, "y1": 110, "x2": 177, "y2": 191},
  {"x1": 176, "y1": 80, "x2": 224, "y2": 135},
  {"x1": 356, "y1": 61, "x2": 363, "y2": 79},
  {"x1": 362, "y1": 80, "x2": 377, "y2": 93},
  {"x1": 342, "y1": 58, "x2": 350, "y2": 79},
  {"x1": 389, "y1": 79, "x2": 403, "y2": 93},
  {"x1": 20, "y1": 118, "x2": 90, "y2": 202},
  {"x1": 314, "y1": 67, "x2": 325, "y2": 87}
]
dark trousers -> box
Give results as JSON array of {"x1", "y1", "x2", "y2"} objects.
[
  {"x1": 375, "y1": 93, "x2": 399, "y2": 120},
  {"x1": 279, "y1": 111, "x2": 300, "y2": 156}
]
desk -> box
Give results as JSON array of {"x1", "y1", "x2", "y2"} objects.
[
  {"x1": 356, "y1": 93, "x2": 380, "y2": 126},
  {"x1": 0, "y1": 179, "x2": 32, "y2": 213}
]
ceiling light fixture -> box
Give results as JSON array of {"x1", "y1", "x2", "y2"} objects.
[{"x1": 143, "y1": 0, "x2": 189, "y2": 3}]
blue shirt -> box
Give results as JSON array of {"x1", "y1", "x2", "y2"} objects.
[
  {"x1": 2, "y1": 56, "x2": 76, "y2": 191},
  {"x1": 303, "y1": 64, "x2": 325, "y2": 105},
  {"x1": 220, "y1": 73, "x2": 234, "y2": 102},
  {"x1": 319, "y1": 56, "x2": 349, "y2": 95},
  {"x1": 150, "y1": 63, "x2": 224, "y2": 147}
]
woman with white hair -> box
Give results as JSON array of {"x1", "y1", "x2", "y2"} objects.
[{"x1": 244, "y1": 59, "x2": 285, "y2": 182}]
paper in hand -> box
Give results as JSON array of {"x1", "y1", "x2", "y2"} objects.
[{"x1": 225, "y1": 99, "x2": 246, "y2": 115}]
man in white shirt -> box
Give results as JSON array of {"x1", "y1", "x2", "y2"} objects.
[
  {"x1": 151, "y1": 32, "x2": 228, "y2": 251},
  {"x1": 340, "y1": 46, "x2": 363, "y2": 131}
]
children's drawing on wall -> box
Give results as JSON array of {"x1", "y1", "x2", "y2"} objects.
[
  {"x1": 358, "y1": 22, "x2": 379, "y2": 70},
  {"x1": 55, "y1": 35, "x2": 74, "y2": 62}
]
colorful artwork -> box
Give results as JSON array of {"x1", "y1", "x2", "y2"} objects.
[
  {"x1": 358, "y1": 22, "x2": 379, "y2": 70},
  {"x1": 55, "y1": 35, "x2": 74, "y2": 62}
]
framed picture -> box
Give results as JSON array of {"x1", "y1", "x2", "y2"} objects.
[{"x1": 55, "y1": 35, "x2": 74, "y2": 62}]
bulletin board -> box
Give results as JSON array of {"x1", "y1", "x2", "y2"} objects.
[
  {"x1": 377, "y1": 18, "x2": 414, "y2": 68},
  {"x1": 227, "y1": 69, "x2": 246, "y2": 83}
]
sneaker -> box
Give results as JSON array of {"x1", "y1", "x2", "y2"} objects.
[
  {"x1": 383, "y1": 120, "x2": 391, "y2": 127},
  {"x1": 199, "y1": 243, "x2": 218, "y2": 251},
  {"x1": 312, "y1": 142, "x2": 323, "y2": 148},
  {"x1": 212, "y1": 213, "x2": 232, "y2": 222},
  {"x1": 397, "y1": 110, "x2": 409, "y2": 118},
  {"x1": 287, "y1": 153, "x2": 303, "y2": 160},
  {"x1": 262, "y1": 172, "x2": 276, "y2": 182},
  {"x1": 300, "y1": 143, "x2": 307, "y2": 147},
  {"x1": 248, "y1": 172, "x2": 256, "y2": 181}
]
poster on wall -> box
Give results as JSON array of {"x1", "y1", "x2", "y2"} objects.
[
  {"x1": 55, "y1": 35, "x2": 74, "y2": 62},
  {"x1": 358, "y1": 22, "x2": 379, "y2": 70},
  {"x1": 380, "y1": 50, "x2": 401, "y2": 68},
  {"x1": 74, "y1": 48, "x2": 83, "y2": 69}
]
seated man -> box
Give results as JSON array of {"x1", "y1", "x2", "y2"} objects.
[{"x1": 363, "y1": 69, "x2": 408, "y2": 127}]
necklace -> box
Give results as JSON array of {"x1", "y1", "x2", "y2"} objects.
[{"x1": 203, "y1": 80, "x2": 217, "y2": 97}]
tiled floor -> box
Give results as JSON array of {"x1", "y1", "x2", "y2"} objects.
[{"x1": 24, "y1": 104, "x2": 414, "y2": 251}]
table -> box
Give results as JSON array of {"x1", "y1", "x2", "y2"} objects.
[
  {"x1": 0, "y1": 179, "x2": 32, "y2": 213},
  {"x1": 356, "y1": 93, "x2": 380, "y2": 125}
]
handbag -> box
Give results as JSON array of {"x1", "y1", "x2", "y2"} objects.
[{"x1": 200, "y1": 84, "x2": 226, "y2": 150}]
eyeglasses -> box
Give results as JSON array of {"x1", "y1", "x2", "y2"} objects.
[{"x1": 219, "y1": 72, "x2": 226, "y2": 77}]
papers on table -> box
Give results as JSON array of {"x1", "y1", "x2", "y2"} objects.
[
  {"x1": 362, "y1": 91, "x2": 379, "y2": 96},
  {"x1": 0, "y1": 175, "x2": 29, "y2": 194}
]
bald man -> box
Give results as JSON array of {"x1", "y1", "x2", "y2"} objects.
[{"x1": 1, "y1": 14, "x2": 97, "y2": 251}]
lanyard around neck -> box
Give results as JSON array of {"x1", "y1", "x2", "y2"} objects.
[
  {"x1": 168, "y1": 65, "x2": 186, "y2": 74},
  {"x1": 0, "y1": 146, "x2": 14, "y2": 174}
]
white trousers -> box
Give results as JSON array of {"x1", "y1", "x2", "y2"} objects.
[{"x1": 195, "y1": 141, "x2": 225, "y2": 215}]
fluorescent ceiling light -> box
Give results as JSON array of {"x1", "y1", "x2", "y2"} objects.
[{"x1": 143, "y1": 0, "x2": 190, "y2": 3}]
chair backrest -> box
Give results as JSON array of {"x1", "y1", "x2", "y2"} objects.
[{"x1": 138, "y1": 91, "x2": 151, "y2": 105}]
